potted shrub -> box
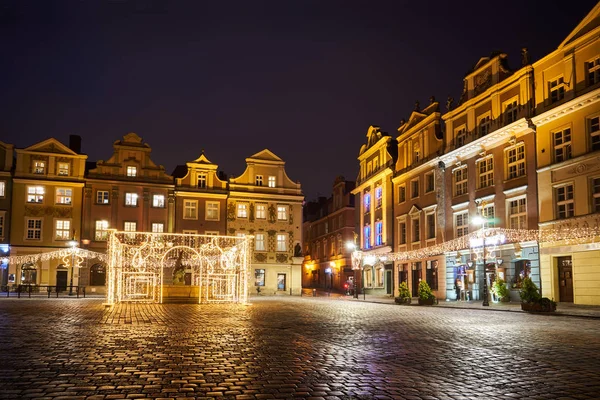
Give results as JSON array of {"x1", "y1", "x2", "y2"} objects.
[
  {"x1": 492, "y1": 278, "x2": 510, "y2": 302},
  {"x1": 418, "y1": 281, "x2": 436, "y2": 305},
  {"x1": 394, "y1": 282, "x2": 412, "y2": 305},
  {"x1": 519, "y1": 277, "x2": 556, "y2": 312}
]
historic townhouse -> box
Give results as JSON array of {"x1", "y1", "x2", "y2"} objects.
[
  {"x1": 0, "y1": 141, "x2": 14, "y2": 287},
  {"x1": 81, "y1": 133, "x2": 174, "y2": 293},
  {"x1": 9, "y1": 137, "x2": 87, "y2": 289},
  {"x1": 392, "y1": 99, "x2": 445, "y2": 298},
  {"x1": 172, "y1": 152, "x2": 228, "y2": 236},
  {"x1": 227, "y1": 149, "x2": 304, "y2": 295},
  {"x1": 532, "y1": 4, "x2": 600, "y2": 305},
  {"x1": 351, "y1": 126, "x2": 397, "y2": 295},
  {"x1": 302, "y1": 177, "x2": 356, "y2": 292},
  {"x1": 440, "y1": 52, "x2": 539, "y2": 302}
]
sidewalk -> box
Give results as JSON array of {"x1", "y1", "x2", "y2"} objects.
[{"x1": 300, "y1": 288, "x2": 600, "y2": 319}]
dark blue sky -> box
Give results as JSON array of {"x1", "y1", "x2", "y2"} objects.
[{"x1": 1, "y1": 0, "x2": 598, "y2": 200}]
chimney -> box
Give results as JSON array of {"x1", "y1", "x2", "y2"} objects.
[{"x1": 69, "y1": 135, "x2": 81, "y2": 154}]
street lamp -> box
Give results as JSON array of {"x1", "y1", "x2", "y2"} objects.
[
  {"x1": 472, "y1": 209, "x2": 489, "y2": 307},
  {"x1": 346, "y1": 241, "x2": 361, "y2": 299},
  {"x1": 67, "y1": 239, "x2": 78, "y2": 296}
]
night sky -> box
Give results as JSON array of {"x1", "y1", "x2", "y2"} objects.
[{"x1": 2, "y1": 0, "x2": 598, "y2": 201}]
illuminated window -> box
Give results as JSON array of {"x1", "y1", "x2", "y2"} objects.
[
  {"x1": 152, "y1": 194, "x2": 165, "y2": 208},
  {"x1": 57, "y1": 162, "x2": 70, "y2": 176},
  {"x1": 95, "y1": 220, "x2": 109, "y2": 241},
  {"x1": 375, "y1": 221, "x2": 383, "y2": 246},
  {"x1": 255, "y1": 269, "x2": 265, "y2": 287},
  {"x1": 506, "y1": 143, "x2": 525, "y2": 180},
  {"x1": 592, "y1": 178, "x2": 600, "y2": 213},
  {"x1": 453, "y1": 167, "x2": 468, "y2": 196},
  {"x1": 237, "y1": 203, "x2": 248, "y2": 218},
  {"x1": 33, "y1": 160, "x2": 45, "y2": 174},
  {"x1": 126, "y1": 166, "x2": 137, "y2": 177},
  {"x1": 206, "y1": 201, "x2": 219, "y2": 220},
  {"x1": 55, "y1": 219, "x2": 71, "y2": 240},
  {"x1": 124, "y1": 221, "x2": 137, "y2": 232},
  {"x1": 255, "y1": 233, "x2": 266, "y2": 251},
  {"x1": 152, "y1": 223, "x2": 164, "y2": 233},
  {"x1": 508, "y1": 198, "x2": 526, "y2": 229},
  {"x1": 549, "y1": 77, "x2": 565, "y2": 103},
  {"x1": 182, "y1": 230, "x2": 197, "y2": 235},
  {"x1": 586, "y1": 57, "x2": 600, "y2": 86},
  {"x1": 55, "y1": 188, "x2": 72, "y2": 205},
  {"x1": 482, "y1": 204, "x2": 495, "y2": 228},
  {"x1": 27, "y1": 186, "x2": 45, "y2": 203},
  {"x1": 276, "y1": 233, "x2": 288, "y2": 252},
  {"x1": 197, "y1": 173, "x2": 207, "y2": 189},
  {"x1": 553, "y1": 128, "x2": 572, "y2": 163},
  {"x1": 364, "y1": 225, "x2": 371, "y2": 249},
  {"x1": 505, "y1": 101, "x2": 518, "y2": 124},
  {"x1": 268, "y1": 176, "x2": 276, "y2": 187},
  {"x1": 26, "y1": 218, "x2": 42, "y2": 240},
  {"x1": 0, "y1": 181, "x2": 5, "y2": 198},
  {"x1": 125, "y1": 192, "x2": 138, "y2": 206},
  {"x1": 96, "y1": 190, "x2": 109, "y2": 204},
  {"x1": 375, "y1": 186, "x2": 383, "y2": 208},
  {"x1": 455, "y1": 212, "x2": 469, "y2": 238},
  {"x1": 589, "y1": 116, "x2": 600, "y2": 151},
  {"x1": 364, "y1": 192, "x2": 371, "y2": 213},
  {"x1": 277, "y1": 205, "x2": 288, "y2": 220},
  {"x1": 256, "y1": 204, "x2": 266, "y2": 219},
  {"x1": 555, "y1": 184, "x2": 574, "y2": 219},
  {"x1": 183, "y1": 200, "x2": 197, "y2": 219},
  {"x1": 479, "y1": 114, "x2": 491, "y2": 136},
  {"x1": 255, "y1": 175, "x2": 263, "y2": 186},
  {"x1": 477, "y1": 156, "x2": 494, "y2": 189}
]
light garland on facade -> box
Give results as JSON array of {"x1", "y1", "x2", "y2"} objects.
[{"x1": 8, "y1": 248, "x2": 107, "y2": 267}]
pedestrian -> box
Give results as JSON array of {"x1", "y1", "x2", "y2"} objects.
[{"x1": 454, "y1": 278, "x2": 462, "y2": 301}]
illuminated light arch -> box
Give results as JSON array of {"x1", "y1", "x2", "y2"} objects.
[{"x1": 105, "y1": 230, "x2": 253, "y2": 305}]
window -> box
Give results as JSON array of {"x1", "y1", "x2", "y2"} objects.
[
  {"x1": 125, "y1": 192, "x2": 138, "y2": 206},
  {"x1": 425, "y1": 173, "x2": 434, "y2": 193},
  {"x1": 255, "y1": 175, "x2": 263, "y2": 186},
  {"x1": 372, "y1": 186, "x2": 381, "y2": 208},
  {"x1": 454, "y1": 167, "x2": 468, "y2": 196},
  {"x1": 455, "y1": 212, "x2": 469, "y2": 237},
  {"x1": 373, "y1": 157, "x2": 380, "y2": 171},
  {"x1": 482, "y1": 204, "x2": 495, "y2": 228},
  {"x1": 206, "y1": 201, "x2": 219, "y2": 220},
  {"x1": 277, "y1": 205, "x2": 288, "y2": 220},
  {"x1": 256, "y1": 204, "x2": 266, "y2": 219},
  {"x1": 508, "y1": 198, "x2": 527, "y2": 229},
  {"x1": 152, "y1": 223, "x2": 164, "y2": 233},
  {"x1": 375, "y1": 221, "x2": 383, "y2": 246},
  {"x1": 426, "y1": 213, "x2": 435, "y2": 239},
  {"x1": 0, "y1": 213, "x2": 4, "y2": 239},
  {"x1": 55, "y1": 219, "x2": 71, "y2": 240},
  {"x1": 276, "y1": 234, "x2": 287, "y2": 252},
  {"x1": 590, "y1": 116, "x2": 600, "y2": 151},
  {"x1": 57, "y1": 162, "x2": 69, "y2": 176},
  {"x1": 89, "y1": 263, "x2": 106, "y2": 286},
  {"x1": 412, "y1": 143, "x2": 420, "y2": 164},
  {"x1": 152, "y1": 194, "x2": 165, "y2": 208},
  {"x1": 97, "y1": 190, "x2": 109, "y2": 204},
  {"x1": 593, "y1": 178, "x2": 600, "y2": 213},
  {"x1": 0, "y1": 181, "x2": 4, "y2": 197},
  {"x1": 399, "y1": 221, "x2": 406, "y2": 245},
  {"x1": 505, "y1": 101, "x2": 518, "y2": 124},
  {"x1": 255, "y1": 233, "x2": 266, "y2": 251},
  {"x1": 197, "y1": 173, "x2": 207, "y2": 189},
  {"x1": 268, "y1": 176, "x2": 276, "y2": 187},
  {"x1": 33, "y1": 160, "x2": 45, "y2": 174},
  {"x1": 184, "y1": 200, "x2": 198, "y2": 219},
  {"x1": 237, "y1": 203, "x2": 248, "y2": 218},
  {"x1": 549, "y1": 77, "x2": 565, "y2": 103},
  {"x1": 95, "y1": 220, "x2": 109, "y2": 241},
  {"x1": 204, "y1": 231, "x2": 219, "y2": 235},
  {"x1": 411, "y1": 179, "x2": 419, "y2": 199},
  {"x1": 426, "y1": 260, "x2": 438, "y2": 290},
  {"x1": 124, "y1": 221, "x2": 137, "y2": 232},
  {"x1": 398, "y1": 185, "x2": 406, "y2": 203},
  {"x1": 364, "y1": 225, "x2": 371, "y2": 249},
  {"x1": 55, "y1": 188, "x2": 72, "y2": 205},
  {"x1": 26, "y1": 218, "x2": 42, "y2": 240},
  {"x1": 556, "y1": 184, "x2": 574, "y2": 219},
  {"x1": 513, "y1": 260, "x2": 531, "y2": 288},
  {"x1": 27, "y1": 186, "x2": 44, "y2": 203},
  {"x1": 479, "y1": 115, "x2": 491, "y2": 136},
  {"x1": 255, "y1": 269, "x2": 265, "y2": 286},
  {"x1": 506, "y1": 143, "x2": 526, "y2": 180},
  {"x1": 553, "y1": 128, "x2": 572, "y2": 163},
  {"x1": 182, "y1": 230, "x2": 197, "y2": 235},
  {"x1": 455, "y1": 127, "x2": 466, "y2": 148},
  {"x1": 477, "y1": 157, "x2": 494, "y2": 189},
  {"x1": 412, "y1": 218, "x2": 420, "y2": 243},
  {"x1": 364, "y1": 193, "x2": 371, "y2": 213},
  {"x1": 126, "y1": 166, "x2": 137, "y2": 177},
  {"x1": 330, "y1": 238, "x2": 335, "y2": 255},
  {"x1": 586, "y1": 57, "x2": 600, "y2": 86},
  {"x1": 376, "y1": 267, "x2": 384, "y2": 287}
]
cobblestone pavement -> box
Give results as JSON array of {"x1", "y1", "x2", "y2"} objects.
[{"x1": 1, "y1": 297, "x2": 599, "y2": 399}]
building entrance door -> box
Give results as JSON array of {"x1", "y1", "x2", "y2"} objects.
[
  {"x1": 277, "y1": 273, "x2": 286, "y2": 291},
  {"x1": 411, "y1": 262, "x2": 421, "y2": 297},
  {"x1": 385, "y1": 270, "x2": 392, "y2": 295},
  {"x1": 557, "y1": 256, "x2": 573, "y2": 302},
  {"x1": 56, "y1": 270, "x2": 68, "y2": 292}
]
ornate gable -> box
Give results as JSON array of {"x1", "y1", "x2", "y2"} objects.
[
  {"x1": 24, "y1": 138, "x2": 77, "y2": 155},
  {"x1": 248, "y1": 149, "x2": 283, "y2": 163},
  {"x1": 559, "y1": 3, "x2": 600, "y2": 49},
  {"x1": 408, "y1": 205, "x2": 422, "y2": 217}
]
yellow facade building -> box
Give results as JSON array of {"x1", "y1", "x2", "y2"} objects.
[{"x1": 533, "y1": 4, "x2": 600, "y2": 305}]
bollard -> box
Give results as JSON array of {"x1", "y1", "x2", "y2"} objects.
[{"x1": 312, "y1": 288, "x2": 316, "y2": 297}]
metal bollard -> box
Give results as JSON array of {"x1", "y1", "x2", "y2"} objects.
[{"x1": 312, "y1": 289, "x2": 316, "y2": 297}]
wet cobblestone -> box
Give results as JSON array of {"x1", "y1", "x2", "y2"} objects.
[{"x1": 0, "y1": 297, "x2": 599, "y2": 399}]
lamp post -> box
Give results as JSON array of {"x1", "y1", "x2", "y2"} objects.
[
  {"x1": 346, "y1": 240, "x2": 361, "y2": 299},
  {"x1": 472, "y1": 207, "x2": 489, "y2": 307},
  {"x1": 68, "y1": 239, "x2": 78, "y2": 296}
]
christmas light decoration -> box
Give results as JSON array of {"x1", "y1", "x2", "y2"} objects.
[
  {"x1": 105, "y1": 230, "x2": 253, "y2": 305},
  {"x1": 8, "y1": 248, "x2": 107, "y2": 267}
]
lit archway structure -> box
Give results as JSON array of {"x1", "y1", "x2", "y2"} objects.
[{"x1": 105, "y1": 231, "x2": 253, "y2": 305}]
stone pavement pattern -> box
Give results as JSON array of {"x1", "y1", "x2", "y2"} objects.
[{"x1": 0, "y1": 298, "x2": 599, "y2": 400}]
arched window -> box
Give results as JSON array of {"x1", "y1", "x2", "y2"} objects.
[
  {"x1": 90, "y1": 263, "x2": 106, "y2": 286},
  {"x1": 21, "y1": 263, "x2": 37, "y2": 284},
  {"x1": 376, "y1": 266, "x2": 384, "y2": 287},
  {"x1": 364, "y1": 267, "x2": 373, "y2": 287}
]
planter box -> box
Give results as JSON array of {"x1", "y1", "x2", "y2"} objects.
[
  {"x1": 521, "y1": 301, "x2": 556, "y2": 313},
  {"x1": 394, "y1": 297, "x2": 411, "y2": 305},
  {"x1": 418, "y1": 297, "x2": 436, "y2": 306}
]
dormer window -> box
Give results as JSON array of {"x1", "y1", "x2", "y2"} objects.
[
  {"x1": 197, "y1": 173, "x2": 207, "y2": 189},
  {"x1": 33, "y1": 161, "x2": 45, "y2": 174},
  {"x1": 549, "y1": 77, "x2": 565, "y2": 103},
  {"x1": 268, "y1": 176, "x2": 276, "y2": 188},
  {"x1": 587, "y1": 57, "x2": 600, "y2": 86},
  {"x1": 126, "y1": 166, "x2": 137, "y2": 177},
  {"x1": 255, "y1": 175, "x2": 263, "y2": 186},
  {"x1": 455, "y1": 127, "x2": 466, "y2": 148},
  {"x1": 57, "y1": 162, "x2": 70, "y2": 176}
]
